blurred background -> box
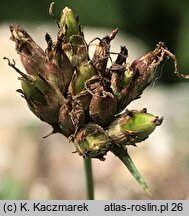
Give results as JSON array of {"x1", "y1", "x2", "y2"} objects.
[{"x1": 0, "y1": 0, "x2": 189, "y2": 199}]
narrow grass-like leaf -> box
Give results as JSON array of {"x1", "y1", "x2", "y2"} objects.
[{"x1": 111, "y1": 145, "x2": 150, "y2": 194}]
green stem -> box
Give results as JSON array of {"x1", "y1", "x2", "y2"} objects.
[{"x1": 83, "y1": 158, "x2": 94, "y2": 200}]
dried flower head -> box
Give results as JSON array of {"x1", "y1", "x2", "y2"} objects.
[{"x1": 4, "y1": 3, "x2": 188, "y2": 194}]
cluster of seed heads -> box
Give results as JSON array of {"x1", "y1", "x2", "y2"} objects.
[{"x1": 4, "y1": 4, "x2": 188, "y2": 192}]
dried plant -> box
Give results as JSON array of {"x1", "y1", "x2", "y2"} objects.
[{"x1": 4, "y1": 3, "x2": 189, "y2": 199}]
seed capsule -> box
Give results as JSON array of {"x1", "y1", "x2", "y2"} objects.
[
  {"x1": 21, "y1": 76, "x2": 64, "y2": 126},
  {"x1": 45, "y1": 33, "x2": 74, "y2": 95},
  {"x1": 109, "y1": 46, "x2": 133, "y2": 105},
  {"x1": 58, "y1": 7, "x2": 88, "y2": 66},
  {"x1": 110, "y1": 64, "x2": 133, "y2": 101},
  {"x1": 119, "y1": 42, "x2": 175, "y2": 111},
  {"x1": 9, "y1": 24, "x2": 45, "y2": 75},
  {"x1": 74, "y1": 90, "x2": 92, "y2": 123},
  {"x1": 4, "y1": 58, "x2": 64, "y2": 128},
  {"x1": 74, "y1": 123, "x2": 111, "y2": 160},
  {"x1": 89, "y1": 94, "x2": 117, "y2": 127},
  {"x1": 86, "y1": 76, "x2": 117, "y2": 126},
  {"x1": 107, "y1": 109, "x2": 163, "y2": 146},
  {"x1": 59, "y1": 99, "x2": 85, "y2": 138},
  {"x1": 69, "y1": 60, "x2": 97, "y2": 95}
]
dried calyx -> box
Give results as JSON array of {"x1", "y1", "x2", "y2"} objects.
[{"x1": 4, "y1": 3, "x2": 188, "y2": 192}]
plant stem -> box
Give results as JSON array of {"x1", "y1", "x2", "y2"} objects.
[{"x1": 83, "y1": 158, "x2": 94, "y2": 199}]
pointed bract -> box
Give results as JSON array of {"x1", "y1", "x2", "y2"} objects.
[{"x1": 111, "y1": 146, "x2": 150, "y2": 193}]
